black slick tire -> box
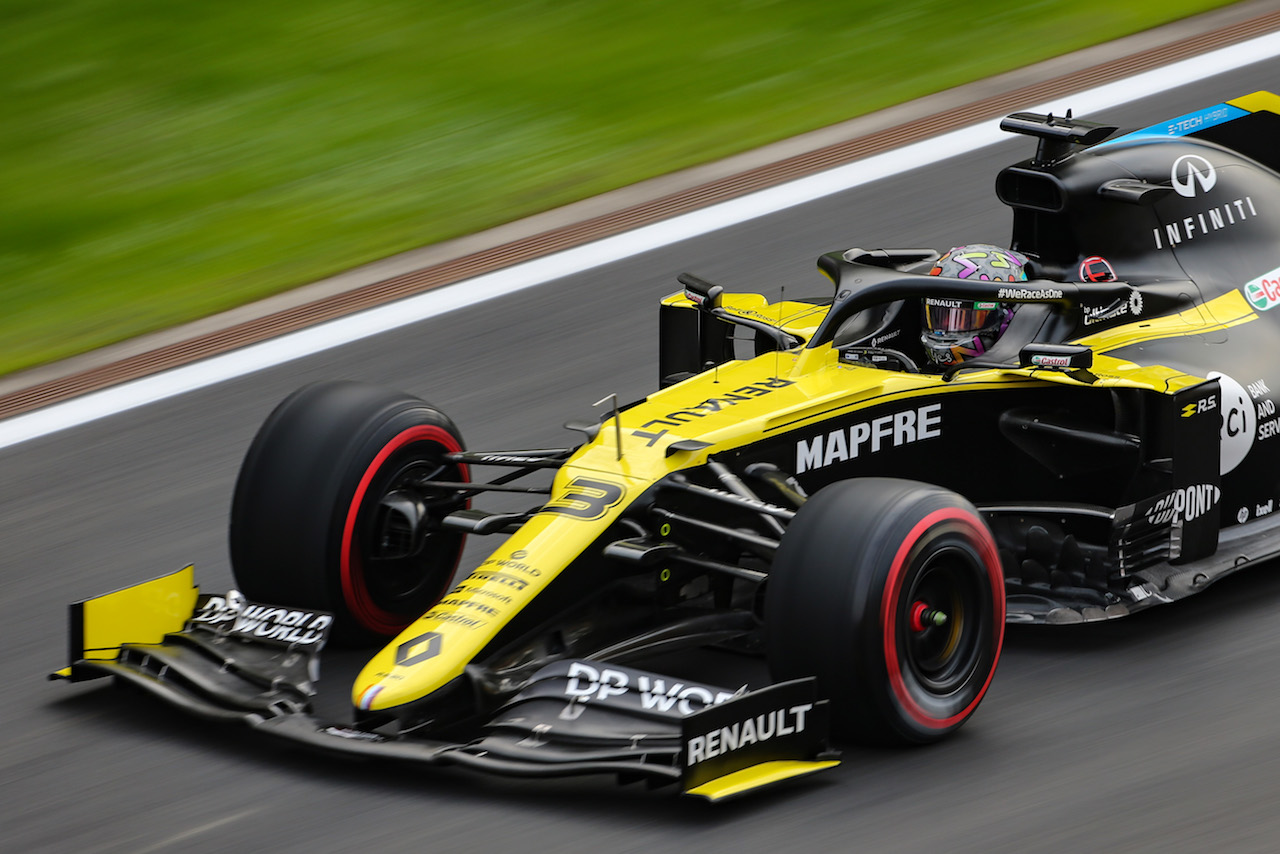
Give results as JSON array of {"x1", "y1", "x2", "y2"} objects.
[
  {"x1": 766, "y1": 478, "x2": 1004, "y2": 744},
  {"x1": 229, "y1": 381, "x2": 468, "y2": 645}
]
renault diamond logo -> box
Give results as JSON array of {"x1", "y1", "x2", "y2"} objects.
[
  {"x1": 1171, "y1": 154, "x2": 1216, "y2": 198},
  {"x1": 395, "y1": 631, "x2": 442, "y2": 666}
]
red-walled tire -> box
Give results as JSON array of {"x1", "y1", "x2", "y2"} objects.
[
  {"x1": 230, "y1": 381, "x2": 468, "y2": 645},
  {"x1": 766, "y1": 478, "x2": 1004, "y2": 745}
]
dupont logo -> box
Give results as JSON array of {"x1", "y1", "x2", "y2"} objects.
[
  {"x1": 1243, "y1": 266, "x2": 1280, "y2": 311},
  {"x1": 1145, "y1": 484, "x2": 1219, "y2": 526}
]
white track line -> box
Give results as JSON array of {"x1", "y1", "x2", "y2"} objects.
[{"x1": 4, "y1": 30, "x2": 1280, "y2": 452}]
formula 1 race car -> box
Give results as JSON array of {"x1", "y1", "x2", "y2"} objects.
[{"x1": 53, "y1": 91, "x2": 1280, "y2": 800}]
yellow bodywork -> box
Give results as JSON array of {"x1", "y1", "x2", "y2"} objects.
[
  {"x1": 1228, "y1": 91, "x2": 1280, "y2": 113},
  {"x1": 661, "y1": 290, "x2": 831, "y2": 341},
  {"x1": 684, "y1": 759, "x2": 841, "y2": 801},
  {"x1": 52, "y1": 565, "x2": 199, "y2": 681}
]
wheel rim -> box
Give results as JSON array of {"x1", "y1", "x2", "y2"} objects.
[
  {"x1": 901, "y1": 546, "x2": 984, "y2": 695},
  {"x1": 340, "y1": 424, "x2": 467, "y2": 635},
  {"x1": 363, "y1": 458, "x2": 455, "y2": 601},
  {"x1": 882, "y1": 507, "x2": 1005, "y2": 732}
]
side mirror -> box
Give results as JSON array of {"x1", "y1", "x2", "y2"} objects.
[{"x1": 677, "y1": 272, "x2": 724, "y2": 310}]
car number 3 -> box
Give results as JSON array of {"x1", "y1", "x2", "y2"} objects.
[{"x1": 542, "y1": 477, "x2": 625, "y2": 520}]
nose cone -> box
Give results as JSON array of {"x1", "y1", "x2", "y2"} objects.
[
  {"x1": 351, "y1": 625, "x2": 457, "y2": 712},
  {"x1": 346, "y1": 492, "x2": 636, "y2": 716}
]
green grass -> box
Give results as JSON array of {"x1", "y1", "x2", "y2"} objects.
[{"x1": 0, "y1": 0, "x2": 1238, "y2": 376}]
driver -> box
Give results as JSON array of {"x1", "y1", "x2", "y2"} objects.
[{"x1": 921, "y1": 244, "x2": 1029, "y2": 366}]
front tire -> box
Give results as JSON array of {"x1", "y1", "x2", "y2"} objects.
[
  {"x1": 229, "y1": 381, "x2": 468, "y2": 644},
  {"x1": 766, "y1": 478, "x2": 1004, "y2": 744}
]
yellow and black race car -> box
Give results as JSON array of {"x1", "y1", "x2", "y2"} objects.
[{"x1": 53, "y1": 91, "x2": 1280, "y2": 800}]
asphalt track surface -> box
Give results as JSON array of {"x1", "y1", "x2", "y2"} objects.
[{"x1": 6, "y1": 60, "x2": 1280, "y2": 854}]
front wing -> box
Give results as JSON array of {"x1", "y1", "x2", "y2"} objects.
[{"x1": 50, "y1": 568, "x2": 838, "y2": 802}]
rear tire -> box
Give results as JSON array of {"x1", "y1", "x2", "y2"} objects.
[
  {"x1": 229, "y1": 381, "x2": 468, "y2": 645},
  {"x1": 766, "y1": 478, "x2": 1004, "y2": 744}
]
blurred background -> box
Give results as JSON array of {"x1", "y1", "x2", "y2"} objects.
[{"x1": 0, "y1": 0, "x2": 1236, "y2": 377}]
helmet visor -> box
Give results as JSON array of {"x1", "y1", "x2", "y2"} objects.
[{"x1": 923, "y1": 300, "x2": 1004, "y2": 334}]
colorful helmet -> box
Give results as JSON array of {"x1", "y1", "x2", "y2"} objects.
[{"x1": 921, "y1": 244, "x2": 1028, "y2": 365}]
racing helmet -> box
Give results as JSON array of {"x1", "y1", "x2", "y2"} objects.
[{"x1": 920, "y1": 244, "x2": 1027, "y2": 365}]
